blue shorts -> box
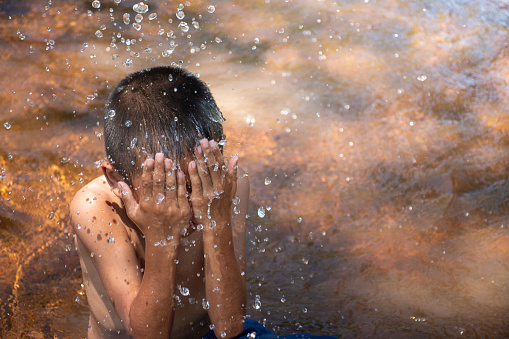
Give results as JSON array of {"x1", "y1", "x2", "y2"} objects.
[{"x1": 202, "y1": 319, "x2": 339, "y2": 339}]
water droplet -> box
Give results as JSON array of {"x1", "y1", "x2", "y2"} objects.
[
  {"x1": 247, "y1": 332, "x2": 257, "y2": 339},
  {"x1": 302, "y1": 307, "x2": 308, "y2": 313},
  {"x1": 92, "y1": 1, "x2": 101, "y2": 9},
  {"x1": 130, "y1": 137, "x2": 138, "y2": 148},
  {"x1": 61, "y1": 156, "x2": 71, "y2": 164},
  {"x1": 176, "y1": 11, "x2": 185, "y2": 20},
  {"x1": 207, "y1": 5, "x2": 215, "y2": 13},
  {"x1": 233, "y1": 206, "x2": 240, "y2": 215},
  {"x1": 133, "y1": 22, "x2": 141, "y2": 31},
  {"x1": 258, "y1": 207, "x2": 265, "y2": 218},
  {"x1": 155, "y1": 193, "x2": 165, "y2": 204},
  {"x1": 95, "y1": 30, "x2": 103, "y2": 38},
  {"x1": 264, "y1": 177, "x2": 271, "y2": 185},
  {"x1": 280, "y1": 297, "x2": 286, "y2": 303},
  {"x1": 105, "y1": 109, "x2": 116, "y2": 119},
  {"x1": 215, "y1": 37, "x2": 222, "y2": 43},
  {"x1": 202, "y1": 299, "x2": 210, "y2": 309},
  {"x1": 254, "y1": 295, "x2": 261, "y2": 310},
  {"x1": 178, "y1": 21, "x2": 189, "y2": 32},
  {"x1": 135, "y1": 13, "x2": 143, "y2": 23},
  {"x1": 124, "y1": 59, "x2": 133, "y2": 67},
  {"x1": 114, "y1": 0, "x2": 121, "y2": 4},
  {"x1": 107, "y1": 237, "x2": 115, "y2": 244},
  {"x1": 148, "y1": 13, "x2": 157, "y2": 20},
  {"x1": 124, "y1": 120, "x2": 132, "y2": 127},
  {"x1": 133, "y1": 2, "x2": 149, "y2": 14},
  {"x1": 302, "y1": 257, "x2": 309, "y2": 265},
  {"x1": 209, "y1": 220, "x2": 216, "y2": 229},
  {"x1": 4, "y1": 122, "x2": 11, "y2": 130},
  {"x1": 48, "y1": 212, "x2": 55, "y2": 220},
  {"x1": 417, "y1": 75, "x2": 427, "y2": 82},
  {"x1": 123, "y1": 13, "x2": 130, "y2": 25},
  {"x1": 221, "y1": 332, "x2": 227, "y2": 338},
  {"x1": 162, "y1": 41, "x2": 177, "y2": 56},
  {"x1": 179, "y1": 285, "x2": 190, "y2": 296},
  {"x1": 192, "y1": 20, "x2": 199, "y2": 29}
]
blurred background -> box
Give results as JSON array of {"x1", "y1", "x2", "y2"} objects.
[{"x1": 0, "y1": 0, "x2": 508, "y2": 337}]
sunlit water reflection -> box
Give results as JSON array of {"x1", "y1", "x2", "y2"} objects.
[{"x1": 0, "y1": 0, "x2": 508, "y2": 337}]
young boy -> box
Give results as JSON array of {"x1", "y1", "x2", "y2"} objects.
[
  {"x1": 71, "y1": 66, "x2": 338, "y2": 339},
  {"x1": 71, "y1": 66, "x2": 249, "y2": 338}
]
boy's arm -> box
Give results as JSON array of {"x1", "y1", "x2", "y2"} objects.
[
  {"x1": 72, "y1": 155, "x2": 191, "y2": 338},
  {"x1": 188, "y1": 139, "x2": 248, "y2": 339}
]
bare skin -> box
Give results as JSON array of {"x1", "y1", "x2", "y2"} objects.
[{"x1": 70, "y1": 139, "x2": 249, "y2": 339}]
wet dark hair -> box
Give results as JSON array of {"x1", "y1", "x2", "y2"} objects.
[{"x1": 104, "y1": 66, "x2": 225, "y2": 186}]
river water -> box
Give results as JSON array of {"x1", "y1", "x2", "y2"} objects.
[{"x1": 0, "y1": 0, "x2": 508, "y2": 337}]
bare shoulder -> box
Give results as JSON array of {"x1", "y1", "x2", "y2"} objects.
[
  {"x1": 70, "y1": 176, "x2": 132, "y2": 255},
  {"x1": 70, "y1": 176, "x2": 116, "y2": 218}
]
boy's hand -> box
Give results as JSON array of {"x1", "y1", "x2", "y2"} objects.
[
  {"x1": 188, "y1": 139, "x2": 238, "y2": 229},
  {"x1": 117, "y1": 153, "x2": 192, "y2": 241}
]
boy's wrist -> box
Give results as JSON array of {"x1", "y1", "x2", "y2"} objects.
[{"x1": 144, "y1": 228, "x2": 181, "y2": 248}]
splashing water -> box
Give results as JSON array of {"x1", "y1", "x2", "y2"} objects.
[
  {"x1": 132, "y1": 2, "x2": 148, "y2": 14},
  {"x1": 257, "y1": 207, "x2": 265, "y2": 218},
  {"x1": 155, "y1": 193, "x2": 165, "y2": 204}
]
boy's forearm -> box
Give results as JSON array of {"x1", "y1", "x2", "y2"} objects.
[
  {"x1": 203, "y1": 219, "x2": 246, "y2": 338},
  {"x1": 129, "y1": 238, "x2": 180, "y2": 338}
]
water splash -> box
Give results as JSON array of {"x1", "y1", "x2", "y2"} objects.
[
  {"x1": 253, "y1": 295, "x2": 261, "y2": 310},
  {"x1": 133, "y1": 2, "x2": 148, "y2": 14},
  {"x1": 155, "y1": 193, "x2": 165, "y2": 204},
  {"x1": 257, "y1": 207, "x2": 265, "y2": 218}
]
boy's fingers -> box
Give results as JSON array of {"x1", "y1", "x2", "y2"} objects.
[
  {"x1": 153, "y1": 153, "x2": 165, "y2": 198},
  {"x1": 206, "y1": 140, "x2": 223, "y2": 190},
  {"x1": 140, "y1": 157, "x2": 154, "y2": 207},
  {"x1": 195, "y1": 143, "x2": 213, "y2": 191},
  {"x1": 211, "y1": 141, "x2": 226, "y2": 170},
  {"x1": 227, "y1": 156, "x2": 239, "y2": 196},
  {"x1": 165, "y1": 159, "x2": 177, "y2": 201},
  {"x1": 176, "y1": 171, "x2": 189, "y2": 209},
  {"x1": 188, "y1": 161, "x2": 202, "y2": 196}
]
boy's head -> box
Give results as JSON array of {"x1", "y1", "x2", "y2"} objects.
[{"x1": 103, "y1": 66, "x2": 225, "y2": 186}]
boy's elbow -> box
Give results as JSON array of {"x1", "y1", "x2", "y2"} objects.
[{"x1": 217, "y1": 316, "x2": 245, "y2": 339}]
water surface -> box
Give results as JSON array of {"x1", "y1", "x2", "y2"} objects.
[{"x1": 0, "y1": 0, "x2": 508, "y2": 337}]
